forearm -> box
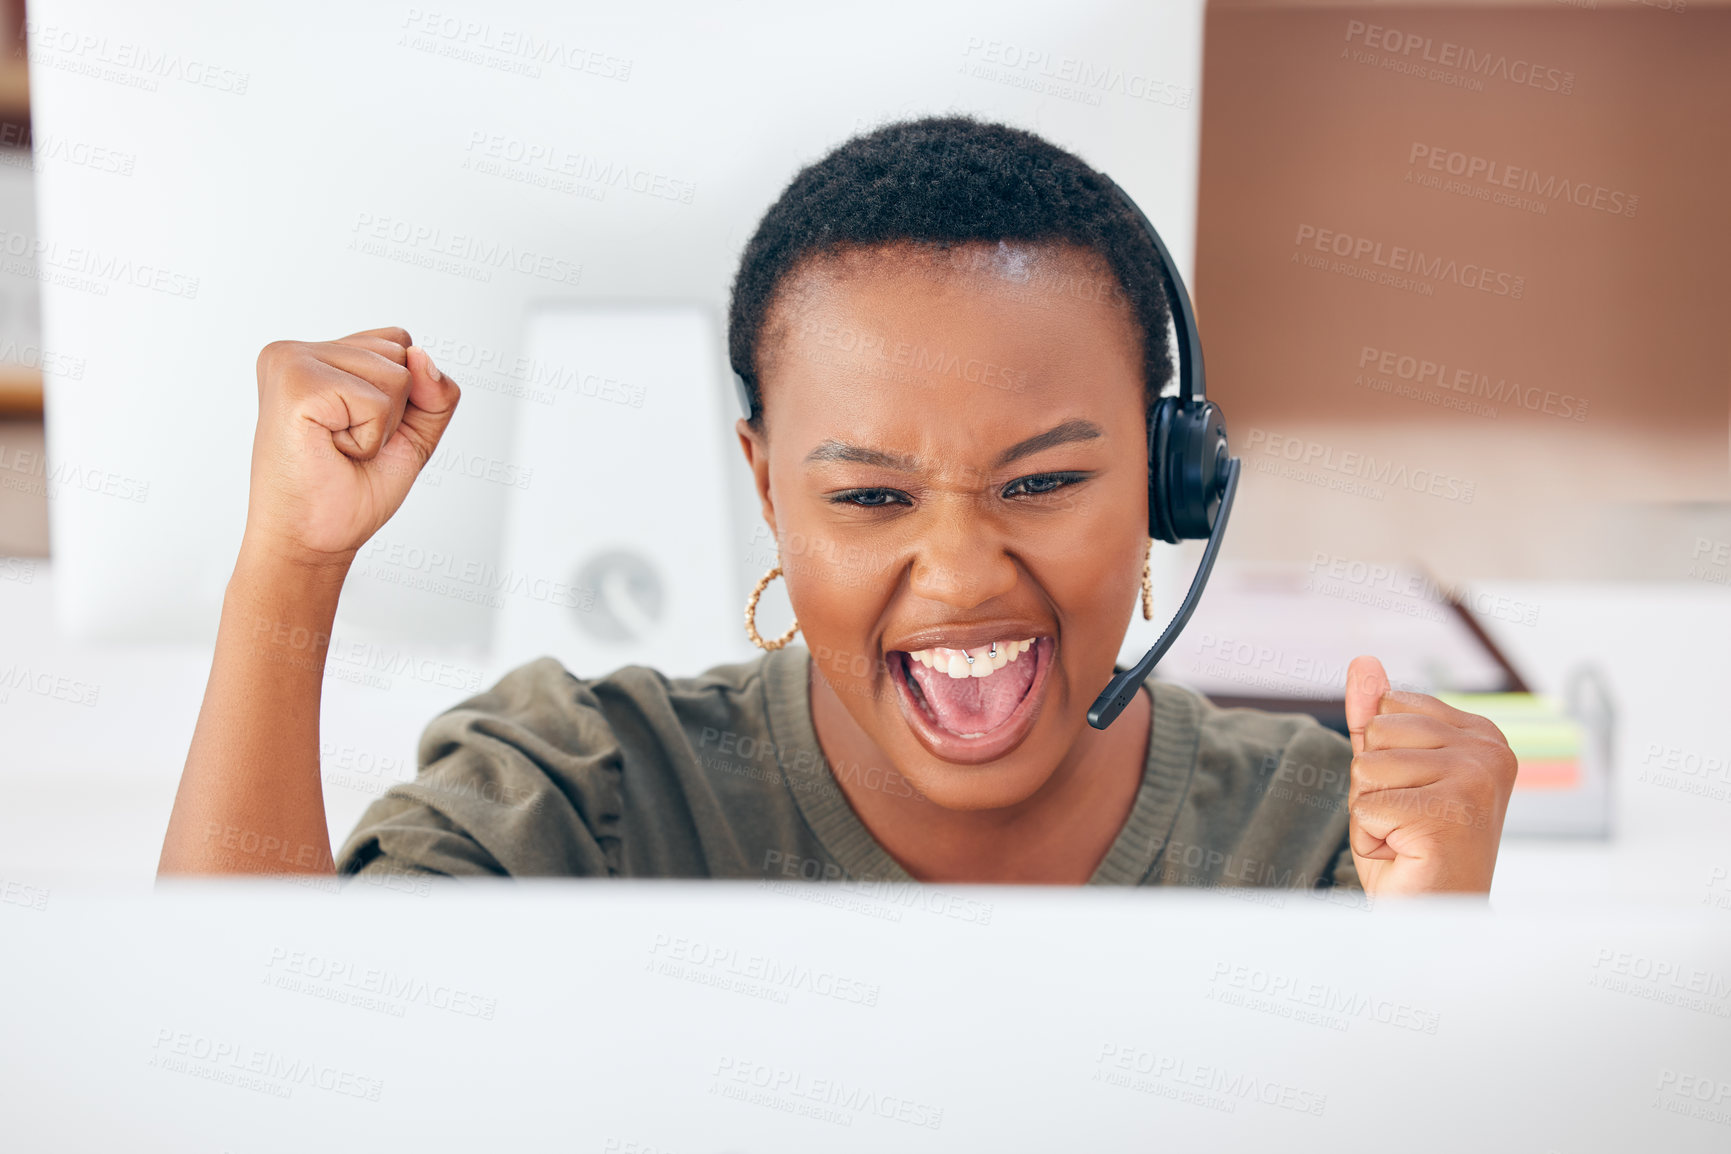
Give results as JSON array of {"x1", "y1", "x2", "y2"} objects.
[{"x1": 158, "y1": 539, "x2": 353, "y2": 875}]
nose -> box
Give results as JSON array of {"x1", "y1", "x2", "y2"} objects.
[{"x1": 906, "y1": 501, "x2": 1018, "y2": 610}]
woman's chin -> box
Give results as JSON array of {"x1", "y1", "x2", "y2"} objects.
[{"x1": 891, "y1": 757, "x2": 1059, "y2": 812}]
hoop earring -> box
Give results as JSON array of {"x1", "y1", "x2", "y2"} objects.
[
  {"x1": 1141, "y1": 540, "x2": 1155, "y2": 622},
  {"x1": 745, "y1": 563, "x2": 801, "y2": 651}
]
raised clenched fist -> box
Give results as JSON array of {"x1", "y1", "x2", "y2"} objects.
[{"x1": 244, "y1": 326, "x2": 459, "y2": 570}]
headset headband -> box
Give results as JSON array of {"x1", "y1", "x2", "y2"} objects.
[{"x1": 1098, "y1": 174, "x2": 1204, "y2": 408}]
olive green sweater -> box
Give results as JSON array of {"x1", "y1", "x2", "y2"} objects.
[{"x1": 335, "y1": 644, "x2": 1361, "y2": 891}]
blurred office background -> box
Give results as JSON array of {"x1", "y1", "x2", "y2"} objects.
[{"x1": 0, "y1": 1, "x2": 1726, "y2": 897}]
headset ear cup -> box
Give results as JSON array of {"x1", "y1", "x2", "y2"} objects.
[
  {"x1": 1169, "y1": 402, "x2": 1229, "y2": 539},
  {"x1": 1148, "y1": 396, "x2": 1178, "y2": 543}
]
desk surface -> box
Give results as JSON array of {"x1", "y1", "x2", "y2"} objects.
[{"x1": 3, "y1": 885, "x2": 1728, "y2": 1152}]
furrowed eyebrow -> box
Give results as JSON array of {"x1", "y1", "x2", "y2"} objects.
[
  {"x1": 992, "y1": 418, "x2": 1103, "y2": 468},
  {"x1": 801, "y1": 442, "x2": 918, "y2": 470},
  {"x1": 801, "y1": 418, "x2": 1104, "y2": 472}
]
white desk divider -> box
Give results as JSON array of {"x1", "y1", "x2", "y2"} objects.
[{"x1": 492, "y1": 303, "x2": 740, "y2": 680}]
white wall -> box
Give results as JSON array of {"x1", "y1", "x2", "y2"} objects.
[{"x1": 26, "y1": 0, "x2": 1205, "y2": 660}]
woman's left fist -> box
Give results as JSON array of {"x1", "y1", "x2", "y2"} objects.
[{"x1": 1343, "y1": 655, "x2": 1519, "y2": 897}]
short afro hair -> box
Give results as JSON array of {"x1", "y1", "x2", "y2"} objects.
[{"x1": 726, "y1": 114, "x2": 1175, "y2": 432}]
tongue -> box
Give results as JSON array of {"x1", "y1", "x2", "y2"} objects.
[{"x1": 905, "y1": 650, "x2": 1037, "y2": 736}]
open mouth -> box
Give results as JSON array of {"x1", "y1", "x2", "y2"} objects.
[{"x1": 886, "y1": 636, "x2": 1054, "y2": 763}]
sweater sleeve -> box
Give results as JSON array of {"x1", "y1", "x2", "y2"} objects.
[
  {"x1": 1327, "y1": 831, "x2": 1363, "y2": 891},
  {"x1": 1155, "y1": 683, "x2": 1360, "y2": 891},
  {"x1": 334, "y1": 656, "x2": 626, "y2": 878}
]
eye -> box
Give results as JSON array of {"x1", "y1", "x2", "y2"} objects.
[
  {"x1": 826, "y1": 472, "x2": 1090, "y2": 508},
  {"x1": 828, "y1": 488, "x2": 911, "y2": 508},
  {"x1": 1001, "y1": 471, "x2": 1088, "y2": 498}
]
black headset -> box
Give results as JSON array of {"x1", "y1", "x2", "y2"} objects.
[
  {"x1": 1088, "y1": 174, "x2": 1241, "y2": 729},
  {"x1": 731, "y1": 175, "x2": 1241, "y2": 731}
]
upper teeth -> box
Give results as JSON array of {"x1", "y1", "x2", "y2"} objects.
[{"x1": 907, "y1": 638, "x2": 1035, "y2": 679}]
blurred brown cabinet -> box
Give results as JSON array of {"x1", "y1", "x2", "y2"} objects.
[{"x1": 1195, "y1": 0, "x2": 1731, "y2": 578}]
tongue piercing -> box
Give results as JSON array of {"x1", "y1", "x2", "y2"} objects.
[
  {"x1": 917, "y1": 642, "x2": 1034, "y2": 679},
  {"x1": 964, "y1": 640, "x2": 1005, "y2": 665}
]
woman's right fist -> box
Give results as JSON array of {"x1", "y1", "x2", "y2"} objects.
[{"x1": 244, "y1": 326, "x2": 460, "y2": 569}]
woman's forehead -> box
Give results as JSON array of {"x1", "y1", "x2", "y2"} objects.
[
  {"x1": 757, "y1": 247, "x2": 1144, "y2": 456},
  {"x1": 758, "y1": 240, "x2": 1143, "y2": 421},
  {"x1": 776, "y1": 237, "x2": 1123, "y2": 298}
]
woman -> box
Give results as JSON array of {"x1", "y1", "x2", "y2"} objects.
[{"x1": 159, "y1": 116, "x2": 1517, "y2": 895}]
